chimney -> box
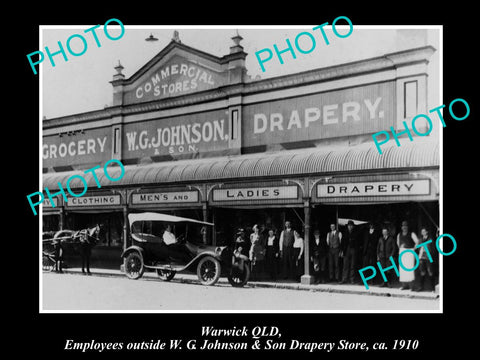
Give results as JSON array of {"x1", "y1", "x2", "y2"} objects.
[
  {"x1": 110, "y1": 60, "x2": 125, "y2": 106},
  {"x1": 226, "y1": 30, "x2": 247, "y2": 84},
  {"x1": 172, "y1": 30, "x2": 181, "y2": 43},
  {"x1": 230, "y1": 30, "x2": 244, "y2": 54}
]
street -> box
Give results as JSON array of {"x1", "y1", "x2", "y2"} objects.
[{"x1": 42, "y1": 272, "x2": 439, "y2": 311}]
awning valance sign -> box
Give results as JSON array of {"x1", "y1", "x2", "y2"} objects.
[
  {"x1": 43, "y1": 198, "x2": 58, "y2": 207},
  {"x1": 317, "y1": 180, "x2": 430, "y2": 198},
  {"x1": 212, "y1": 186, "x2": 298, "y2": 202},
  {"x1": 66, "y1": 195, "x2": 121, "y2": 207},
  {"x1": 131, "y1": 191, "x2": 199, "y2": 205}
]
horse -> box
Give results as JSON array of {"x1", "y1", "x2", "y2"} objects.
[{"x1": 51, "y1": 225, "x2": 101, "y2": 274}]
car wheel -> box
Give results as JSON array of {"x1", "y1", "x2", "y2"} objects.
[
  {"x1": 157, "y1": 269, "x2": 176, "y2": 281},
  {"x1": 125, "y1": 252, "x2": 144, "y2": 280},
  {"x1": 228, "y1": 263, "x2": 251, "y2": 287},
  {"x1": 196, "y1": 256, "x2": 221, "y2": 286},
  {"x1": 42, "y1": 255, "x2": 55, "y2": 272}
]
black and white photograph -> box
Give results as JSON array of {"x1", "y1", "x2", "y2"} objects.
[{"x1": 38, "y1": 25, "x2": 442, "y2": 312}]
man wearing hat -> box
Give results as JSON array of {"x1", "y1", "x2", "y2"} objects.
[
  {"x1": 311, "y1": 229, "x2": 328, "y2": 283},
  {"x1": 397, "y1": 220, "x2": 420, "y2": 290},
  {"x1": 279, "y1": 221, "x2": 295, "y2": 280},
  {"x1": 377, "y1": 225, "x2": 396, "y2": 287},
  {"x1": 326, "y1": 223, "x2": 342, "y2": 282},
  {"x1": 363, "y1": 222, "x2": 378, "y2": 269},
  {"x1": 340, "y1": 220, "x2": 361, "y2": 284}
]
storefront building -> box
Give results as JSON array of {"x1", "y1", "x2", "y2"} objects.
[{"x1": 42, "y1": 31, "x2": 439, "y2": 282}]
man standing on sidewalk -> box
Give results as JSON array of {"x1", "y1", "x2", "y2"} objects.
[
  {"x1": 397, "y1": 221, "x2": 420, "y2": 290},
  {"x1": 363, "y1": 222, "x2": 378, "y2": 269},
  {"x1": 416, "y1": 226, "x2": 437, "y2": 291},
  {"x1": 311, "y1": 229, "x2": 328, "y2": 283},
  {"x1": 340, "y1": 220, "x2": 361, "y2": 284},
  {"x1": 326, "y1": 223, "x2": 342, "y2": 283},
  {"x1": 377, "y1": 225, "x2": 396, "y2": 287},
  {"x1": 279, "y1": 221, "x2": 295, "y2": 280}
]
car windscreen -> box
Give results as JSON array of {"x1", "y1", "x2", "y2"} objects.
[
  {"x1": 131, "y1": 220, "x2": 208, "y2": 244},
  {"x1": 131, "y1": 221, "x2": 164, "y2": 236}
]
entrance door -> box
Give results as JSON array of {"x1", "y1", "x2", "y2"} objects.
[{"x1": 212, "y1": 207, "x2": 304, "y2": 246}]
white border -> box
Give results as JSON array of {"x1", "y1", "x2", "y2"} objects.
[{"x1": 39, "y1": 25, "x2": 443, "y2": 314}]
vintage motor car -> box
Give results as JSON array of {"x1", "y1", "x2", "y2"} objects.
[{"x1": 121, "y1": 212, "x2": 250, "y2": 287}]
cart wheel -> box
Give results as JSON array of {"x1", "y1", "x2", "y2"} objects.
[
  {"x1": 197, "y1": 256, "x2": 221, "y2": 286},
  {"x1": 42, "y1": 255, "x2": 55, "y2": 272},
  {"x1": 228, "y1": 264, "x2": 250, "y2": 287},
  {"x1": 124, "y1": 252, "x2": 144, "y2": 280},
  {"x1": 157, "y1": 269, "x2": 176, "y2": 281}
]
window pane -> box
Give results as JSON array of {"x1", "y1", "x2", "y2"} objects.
[
  {"x1": 231, "y1": 109, "x2": 238, "y2": 140},
  {"x1": 404, "y1": 81, "x2": 418, "y2": 118},
  {"x1": 113, "y1": 128, "x2": 120, "y2": 154}
]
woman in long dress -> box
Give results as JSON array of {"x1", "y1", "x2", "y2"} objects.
[
  {"x1": 249, "y1": 224, "x2": 265, "y2": 280},
  {"x1": 293, "y1": 230, "x2": 305, "y2": 282}
]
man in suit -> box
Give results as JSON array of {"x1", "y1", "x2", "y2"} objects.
[
  {"x1": 326, "y1": 223, "x2": 342, "y2": 282},
  {"x1": 340, "y1": 220, "x2": 361, "y2": 284},
  {"x1": 311, "y1": 229, "x2": 328, "y2": 283},
  {"x1": 377, "y1": 225, "x2": 396, "y2": 287},
  {"x1": 279, "y1": 221, "x2": 295, "y2": 280},
  {"x1": 363, "y1": 222, "x2": 378, "y2": 269},
  {"x1": 416, "y1": 226, "x2": 437, "y2": 291}
]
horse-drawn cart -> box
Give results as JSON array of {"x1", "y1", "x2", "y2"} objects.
[{"x1": 42, "y1": 226, "x2": 100, "y2": 273}]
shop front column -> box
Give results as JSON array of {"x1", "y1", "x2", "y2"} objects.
[
  {"x1": 122, "y1": 206, "x2": 128, "y2": 251},
  {"x1": 301, "y1": 199, "x2": 314, "y2": 285},
  {"x1": 202, "y1": 202, "x2": 208, "y2": 244},
  {"x1": 212, "y1": 210, "x2": 217, "y2": 246},
  {"x1": 59, "y1": 207, "x2": 65, "y2": 230}
]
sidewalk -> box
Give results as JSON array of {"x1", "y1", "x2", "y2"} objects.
[{"x1": 56, "y1": 267, "x2": 439, "y2": 301}]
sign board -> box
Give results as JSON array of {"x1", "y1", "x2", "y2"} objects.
[
  {"x1": 131, "y1": 191, "x2": 199, "y2": 205},
  {"x1": 43, "y1": 198, "x2": 58, "y2": 207},
  {"x1": 123, "y1": 108, "x2": 233, "y2": 159},
  {"x1": 317, "y1": 180, "x2": 430, "y2": 197},
  {"x1": 124, "y1": 55, "x2": 227, "y2": 104},
  {"x1": 43, "y1": 127, "x2": 111, "y2": 168},
  {"x1": 66, "y1": 195, "x2": 121, "y2": 207},
  {"x1": 213, "y1": 186, "x2": 298, "y2": 202},
  {"x1": 242, "y1": 81, "x2": 395, "y2": 148}
]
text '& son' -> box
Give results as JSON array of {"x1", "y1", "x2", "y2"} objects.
[{"x1": 27, "y1": 159, "x2": 125, "y2": 216}]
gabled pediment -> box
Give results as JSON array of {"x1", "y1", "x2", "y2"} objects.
[{"x1": 120, "y1": 41, "x2": 231, "y2": 104}]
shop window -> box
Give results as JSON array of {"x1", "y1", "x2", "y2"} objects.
[
  {"x1": 42, "y1": 214, "x2": 60, "y2": 232},
  {"x1": 113, "y1": 127, "x2": 120, "y2": 154},
  {"x1": 72, "y1": 213, "x2": 124, "y2": 248},
  {"x1": 404, "y1": 80, "x2": 418, "y2": 118},
  {"x1": 230, "y1": 109, "x2": 239, "y2": 140}
]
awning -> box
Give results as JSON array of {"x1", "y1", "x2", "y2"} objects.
[
  {"x1": 43, "y1": 139, "x2": 439, "y2": 190},
  {"x1": 338, "y1": 218, "x2": 369, "y2": 226}
]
